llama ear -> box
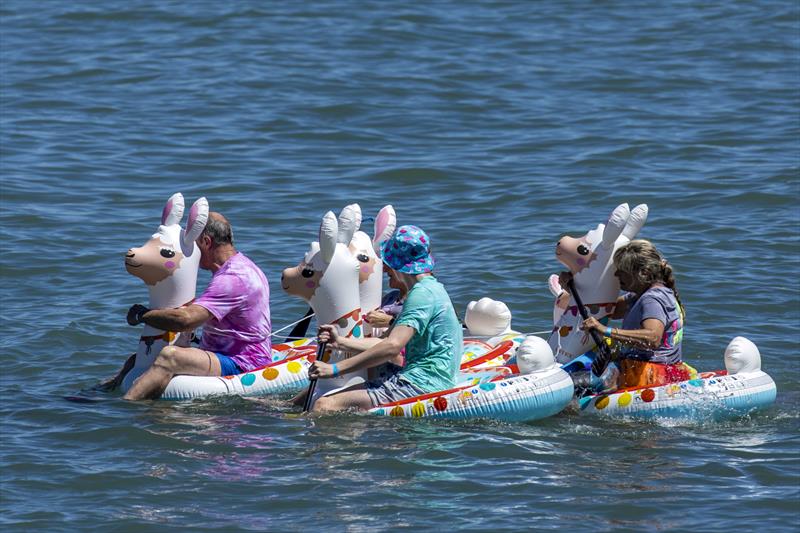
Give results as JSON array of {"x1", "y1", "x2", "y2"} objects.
[
  {"x1": 161, "y1": 192, "x2": 185, "y2": 226},
  {"x1": 373, "y1": 205, "x2": 396, "y2": 252},
  {"x1": 183, "y1": 197, "x2": 209, "y2": 246},
  {"x1": 337, "y1": 203, "x2": 361, "y2": 244},
  {"x1": 621, "y1": 203, "x2": 648, "y2": 240},
  {"x1": 319, "y1": 211, "x2": 339, "y2": 264},
  {"x1": 602, "y1": 203, "x2": 630, "y2": 248}
]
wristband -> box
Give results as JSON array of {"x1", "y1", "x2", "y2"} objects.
[
  {"x1": 331, "y1": 363, "x2": 339, "y2": 377},
  {"x1": 605, "y1": 326, "x2": 613, "y2": 337}
]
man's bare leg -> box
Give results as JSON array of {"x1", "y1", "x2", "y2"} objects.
[
  {"x1": 311, "y1": 383, "x2": 374, "y2": 413},
  {"x1": 123, "y1": 346, "x2": 222, "y2": 400}
]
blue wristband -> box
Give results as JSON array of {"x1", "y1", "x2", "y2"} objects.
[
  {"x1": 331, "y1": 363, "x2": 339, "y2": 377},
  {"x1": 605, "y1": 326, "x2": 613, "y2": 337}
]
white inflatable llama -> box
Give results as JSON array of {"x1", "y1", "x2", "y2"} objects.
[
  {"x1": 347, "y1": 204, "x2": 397, "y2": 336},
  {"x1": 121, "y1": 192, "x2": 209, "y2": 392},
  {"x1": 281, "y1": 204, "x2": 366, "y2": 401},
  {"x1": 546, "y1": 203, "x2": 648, "y2": 363}
]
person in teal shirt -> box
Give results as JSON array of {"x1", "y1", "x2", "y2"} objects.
[{"x1": 309, "y1": 225, "x2": 463, "y2": 412}]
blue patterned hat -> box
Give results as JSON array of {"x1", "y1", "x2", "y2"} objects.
[{"x1": 381, "y1": 225, "x2": 435, "y2": 275}]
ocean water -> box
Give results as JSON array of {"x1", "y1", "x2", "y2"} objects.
[{"x1": 1, "y1": 1, "x2": 799, "y2": 531}]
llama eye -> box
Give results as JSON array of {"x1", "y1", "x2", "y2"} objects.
[
  {"x1": 357, "y1": 254, "x2": 369, "y2": 263},
  {"x1": 577, "y1": 245, "x2": 590, "y2": 256},
  {"x1": 301, "y1": 268, "x2": 315, "y2": 278},
  {"x1": 160, "y1": 248, "x2": 176, "y2": 258}
]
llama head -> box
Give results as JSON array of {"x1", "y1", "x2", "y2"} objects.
[
  {"x1": 548, "y1": 203, "x2": 648, "y2": 362},
  {"x1": 281, "y1": 205, "x2": 363, "y2": 338},
  {"x1": 124, "y1": 193, "x2": 209, "y2": 310},
  {"x1": 348, "y1": 205, "x2": 396, "y2": 334}
]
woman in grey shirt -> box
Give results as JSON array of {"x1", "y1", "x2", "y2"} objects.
[{"x1": 577, "y1": 239, "x2": 691, "y2": 388}]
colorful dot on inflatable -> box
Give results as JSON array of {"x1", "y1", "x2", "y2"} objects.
[
  {"x1": 617, "y1": 392, "x2": 632, "y2": 407},
  {"x1": 433, "y1": 396, "x2": 448, "y2": 411},
  {"x1": 262, "y1": 368, "x2": 279, "y2": 381},
  {"x1": 641, "y1": 388, "x2": 656, "y2": 402}
]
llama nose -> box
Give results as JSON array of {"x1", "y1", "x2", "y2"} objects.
[{"x1": 126, "y1": 250, "x2": 135, "y2": 257}]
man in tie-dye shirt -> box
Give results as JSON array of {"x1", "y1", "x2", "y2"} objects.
[{"x1": 123, "y1": 212, "x2": 271, "y2": 400}]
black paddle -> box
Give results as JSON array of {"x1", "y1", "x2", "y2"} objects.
[
  {"x1": 567, "y1": 279, "x2": 613, "y2": 377},
  {"x1": 302, "y1": 341, "x2": 328, "y2": 413},
  {"x1": 285, "y1": 307, "x2": 314, "y2": 343}
]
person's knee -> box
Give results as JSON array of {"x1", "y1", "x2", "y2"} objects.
[
  {"x1": 312, "y1": 395, "x2": 336, "y2": 412},
  {"x1": 155, "y1": 345, "x2": 181, "y2": 370}
]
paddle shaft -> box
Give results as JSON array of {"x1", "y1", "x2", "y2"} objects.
[
  {"x1": 285, "y1": 307, "x2": 314, "y2": 343},
  {"x1": 302, "y1": 341, "x2": 328, "y2": 413},
  {"x1": 567, "y1": 279, "x2": 613, "y2": 373}
]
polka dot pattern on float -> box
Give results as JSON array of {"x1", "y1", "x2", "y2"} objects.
[
  {"x1": 240, "y1": 374, "x2": 255, "y2": 386},
  {"x1": 390, "y1": 406, "x2": 404, "y2": 417},
  {"x1": 411, "y1": 402, "x2": 425, "y2": 417},
  {"x1": 434, "y1": 397, "x2": 448, "y2": 411},
  {"x1": 641, "y1": 388, "x2": 655, "y2": 402},
  {"x1": 287, "y1": 361, "x2": 302, "y2": 374},
  {"x1": 617, "y1": 392, "x2": 632, "y2": 407},
  {"x1": 595, "y1": 396, "x2": 610, "y2": 410},
  {"x1": 262, "y1": 367, "x2": 279, "y2": 381}
]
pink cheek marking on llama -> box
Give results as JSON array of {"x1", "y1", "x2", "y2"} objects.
[
  {"x1": 305, "y1": 281, "x2": 317, "y2": 289},
  {"x1": 576, "y1": 258, "x2": 585, "y2": 267},
  {"x1": 165, "y1": 261, "x2": 176, "y2": 269},
  {"x1": 360, "y1": 265, "x2": 371, "y2": 274}
]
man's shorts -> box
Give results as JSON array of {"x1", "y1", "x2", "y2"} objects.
[
  {"x1": 215, "y1": 353, "x2": 242, "y2": 377},
  {"x1": 365, "y1": 372, "x2": 426, "y2": 407}
]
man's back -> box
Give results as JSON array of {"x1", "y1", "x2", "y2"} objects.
[{"x1": 194, "y1": 252, "x2": 272, "y2": 371}]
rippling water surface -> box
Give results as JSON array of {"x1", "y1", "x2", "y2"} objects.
[{"x1": 1, "y1": 1, "x2": 799, "y2": 531}]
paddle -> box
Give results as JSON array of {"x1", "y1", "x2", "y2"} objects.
[
  {"x1": 285, "y1": 307, "x2": 314, "y2": 343},
  {"x1": 567, "y1": 279, "x2": 613, "y2": 377},
  {"x1": 302, "y1": 341, "x2": 328, "y2": 413}
]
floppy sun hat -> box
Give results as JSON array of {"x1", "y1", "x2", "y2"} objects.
[{"x1": 381, "y1": 225, "x2": 435, "y2": 275}]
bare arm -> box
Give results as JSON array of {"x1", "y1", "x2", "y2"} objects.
[
  {"x1": 610, "y1": 295, "x2": 629, "y2": 320},
  {"x1": 310, "y1": 325, "x2": 415, "y2": 379},
  {"x1": 333, "y1": 335, "x2": 383, "y2": 354},
  {"x1": 128, "y1": 303, "x2": 211, "y2": 332}
]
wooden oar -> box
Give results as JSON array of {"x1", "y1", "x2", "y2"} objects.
[
  {"x1": 302, "y1": 341, "x2": 328, "y2": 413},
  {"x1": 567, "y1": 279, "x2": 613, "y2": 377}
]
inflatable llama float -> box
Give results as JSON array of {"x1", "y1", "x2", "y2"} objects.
[
  {"x1": 121, "y1": 192, "x2": 209, "y2": 394},
  {"x1": 541, "y1": 203, "x2": 776, "y2": 418}
]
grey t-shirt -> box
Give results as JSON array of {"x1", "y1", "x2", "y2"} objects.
[{"x1": 620, "y1": 286, "x2": 684, "y2": 364}]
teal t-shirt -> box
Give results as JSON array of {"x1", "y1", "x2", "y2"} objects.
[{"x1": 394, "y1": 276, "x2": 462, "y2": 393}]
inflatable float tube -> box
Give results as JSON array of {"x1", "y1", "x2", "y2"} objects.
[
  {"x1": 154, "y1": 333, "x2": 525, "y2": 401},
  {"x1": 577, "y1": 337, "x2": 777, "y2": 420},
  {"x1": 367, "y1": 364, "x2": 574, "y2": 422}
]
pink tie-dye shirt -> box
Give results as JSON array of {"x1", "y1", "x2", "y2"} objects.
[{"x1": 194, "y1": 252, "x2": 272, "y2": 371}]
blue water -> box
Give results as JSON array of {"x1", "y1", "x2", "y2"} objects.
[{"x1": 1, "y1": 1, "x2": 799, "y2": 531}]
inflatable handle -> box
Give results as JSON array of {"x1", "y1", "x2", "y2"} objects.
[
  {"x1": 302, "y1": 341, "x2": 328, "y2": 412},
  {"x1": 567, "y1": 279, "x2": 612, "y2": 376}
]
